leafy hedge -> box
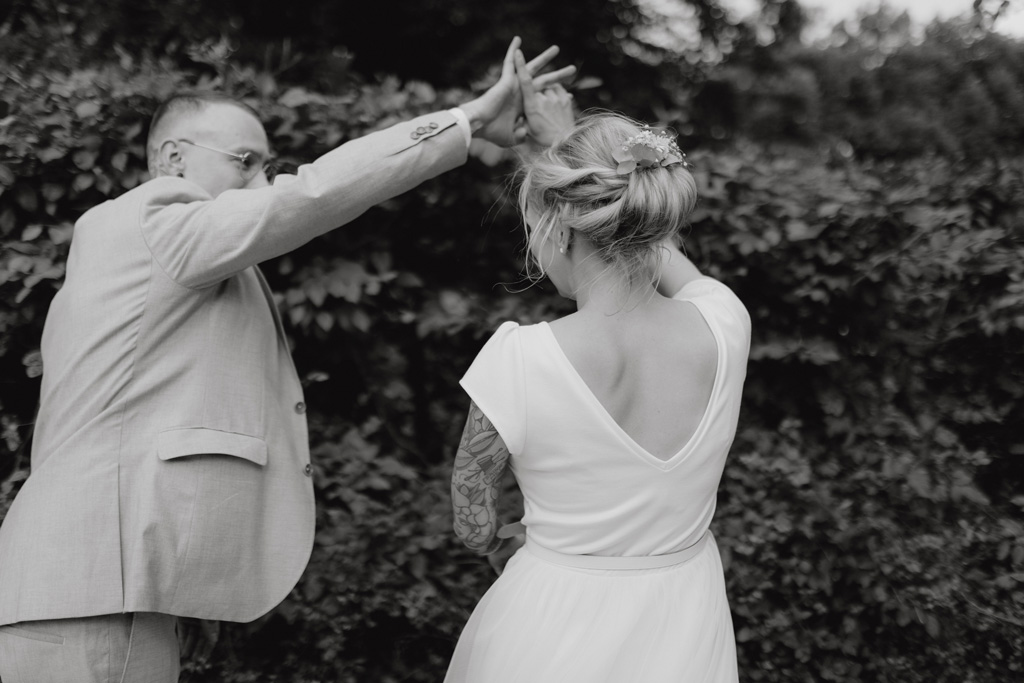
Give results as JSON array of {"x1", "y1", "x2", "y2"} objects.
[
  {"x1": 693, "y1": 18, "x2": 1024, "y2": 162},
  {"x1": 2, "y1": 48, "x2": 1023, "y2": 683}
]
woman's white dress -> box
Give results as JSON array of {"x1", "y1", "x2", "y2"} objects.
[{"x1": 445, "y1": 277, "x2": 752, "y2": 683}]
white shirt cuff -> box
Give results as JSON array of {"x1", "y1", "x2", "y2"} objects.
[{"x1": 448, "y1": 108, "x2": 472, "y2": 149}]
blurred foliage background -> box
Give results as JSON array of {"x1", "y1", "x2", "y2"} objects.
[{"x1": 1, "y1": 0, "x2": 1023, "y2": 680}]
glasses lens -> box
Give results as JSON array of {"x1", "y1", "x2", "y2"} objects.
[{"x1": 238, "y1": 152, "x2": 261, "y2": 179}]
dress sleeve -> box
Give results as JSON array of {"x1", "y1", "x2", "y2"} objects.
[
  {"x1": 673, "y1": 276, "x2": 752, "y2": 353},
  {"x1": 459, "y1": 321, "x2": 527, "y2": 455}
]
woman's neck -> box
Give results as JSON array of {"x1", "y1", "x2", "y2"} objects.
[{"x1": 571, "y1": 249, "x2": 659, "y2": 317}]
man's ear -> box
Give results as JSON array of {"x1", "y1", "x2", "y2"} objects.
[{"x1": 157, "y1": 139, "x2": 185, "y2": 177}]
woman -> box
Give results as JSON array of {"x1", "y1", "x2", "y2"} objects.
[{"x1": 446, "y1": 97, "x2": 750, "y2": 681}]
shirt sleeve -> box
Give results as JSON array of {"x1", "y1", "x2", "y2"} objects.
[
  {"x1": 447, "y1": 108, "x2": 473, "y2": 148},
  {"x1": 459, "y1": 321, "x2": 527, "y2": 455}
]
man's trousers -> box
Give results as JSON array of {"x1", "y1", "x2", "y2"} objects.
[{"x1": 0, "y1": 612, "x2": 178, "y2": 683}]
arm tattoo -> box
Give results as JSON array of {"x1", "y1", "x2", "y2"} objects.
[{"x1": 452, "y1": 401, "x2": 512, "y2": 554}]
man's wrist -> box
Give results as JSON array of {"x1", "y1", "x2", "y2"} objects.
[{"x1": 458, "y1": 99, "x2": 487, "y2": 136}]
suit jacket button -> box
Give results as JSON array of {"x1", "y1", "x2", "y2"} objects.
[
  {"x1": 295, "y1": 401, "x2": 306, "y2": 414},
  {"x1": 410, "y1": 131, "x2": 419, "y2": 139},
  {"x1": 416, "y1": 126, "x2": 427, "y2": 134},
  {"x1": 428, "y1": 122, "x2": 439, "y2": 130},
  {"x1": 303, "y1": 463, "x2": 313, "y2": 477}
]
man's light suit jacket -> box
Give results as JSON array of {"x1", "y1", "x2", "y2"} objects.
[{"x1": 0, "y1": 111, "x2": 467, "y2": 625}]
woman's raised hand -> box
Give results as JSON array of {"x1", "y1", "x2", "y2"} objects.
[{"x1": 514, "y1": 50, "x2": 577, "y2": 149}]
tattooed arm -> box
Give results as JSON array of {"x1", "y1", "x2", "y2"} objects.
[{"x1": 451, "y1": 400, "x2": 512, "y2": 555}]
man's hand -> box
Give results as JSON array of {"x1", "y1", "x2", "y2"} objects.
[
  {"x1": 461, "y1": 37, "x2": 576, "y2": 148},
  {"x1": 177, "y1": 617, "x2": 220, "y2": 664}
]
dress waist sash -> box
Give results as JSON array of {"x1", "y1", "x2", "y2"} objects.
[{"x1": 524, "y1": 530, "x2": 711, "y2": 570}]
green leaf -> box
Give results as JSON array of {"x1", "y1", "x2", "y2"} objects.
[
  {"x1": 21, "y1": 225, "x2": 43, "y2": 241},
  {"x1": 72, "y1": 173, "x2": 95, "y2": 192},
  {"x1": 37, "y1": 147, "x2": 66, "y2": 163},
  {"x1": 15, "y1": 186, "x2": 38, "y2": 211},
  {"x1": 48, "y1": 224, "x2": 74, "y2": 244},
  {"x1": 907, "y1": 468, "x2": 931, "y2": 498},
  {"x1": 74, "y1": 101, "x2": 101, "y2": 118},
  {"x1": 22, "y1": 350, "x2": 42, "y2": 378},
  {"x1": 73, "y1": 149, "x2": 98, "y2": 170},
  {"x1": 315, "y1": 311, "x2": 334, "y2": 331}
]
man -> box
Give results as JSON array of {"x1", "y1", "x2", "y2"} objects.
[{"x1": 0, "y1": 38, "x2": 573, "y2": 681}]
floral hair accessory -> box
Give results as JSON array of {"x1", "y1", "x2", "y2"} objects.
[{"x1": 613, "y1": 127, "x2": 687, "y2": 175}]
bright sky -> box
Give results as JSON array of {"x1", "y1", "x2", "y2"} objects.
[{"x1": 720, "y1": 0, "x2": 1024, "y2": 39}]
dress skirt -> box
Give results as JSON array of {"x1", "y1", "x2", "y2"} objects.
[{"x1": 444, "y1": 533, "x2": 738, "y2": 683}]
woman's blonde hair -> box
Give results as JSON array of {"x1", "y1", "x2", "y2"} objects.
[{"x1": 518, "y1": 111, "x2": 698, "y2": 288}]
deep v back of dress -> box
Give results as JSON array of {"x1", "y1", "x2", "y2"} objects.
[{"x1": 546, "y1": 295, "x2": 720, "y2": 461}]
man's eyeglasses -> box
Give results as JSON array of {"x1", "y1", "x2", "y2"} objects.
[{"x1": 174, "y1": 139, "x2": 280, "y2": 181}]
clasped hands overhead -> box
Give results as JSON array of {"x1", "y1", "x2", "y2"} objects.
[{"x1": 461, "y1": 36, "x2": 578, "y2": 148}]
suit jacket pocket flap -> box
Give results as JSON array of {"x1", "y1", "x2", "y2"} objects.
[{"x1": 158, "y1": 428, "x2": 268, "y2": 466}]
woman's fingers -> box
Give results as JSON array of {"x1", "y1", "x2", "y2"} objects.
[
  {"x1": 524, "y1": 45, "x2": 560, "y2": 75},
  {"x1": 533, "y1": 65, "x2": 577, "y2": 90}
]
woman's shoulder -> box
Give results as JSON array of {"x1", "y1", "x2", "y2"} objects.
[
  {"x1": 542, "y1": 311, "x2": 581, "y2": 334},
  {"x1": 672, "y1": 276, "x2": 751, "y2": 339},
  {"x1": 484, "y1": 319, "x2": 547, "y2": 342},
  {"x1": 491, "y1": 317, "x2": 572, "y2": 343},
  {"x1": 671, "y1": 275, "x2": 740, "y2": 303},
  {"x1": 470, "y1": 319, "x2": 547, "y2": 365}
]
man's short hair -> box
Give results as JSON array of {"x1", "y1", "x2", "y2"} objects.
[{"x1": 145, "y1": 92, "x2": 260, "y2": 173}]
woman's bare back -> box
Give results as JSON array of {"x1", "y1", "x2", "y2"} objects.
[{"x1": 548, "y1": 294, "x2": 719, "y2": 461}]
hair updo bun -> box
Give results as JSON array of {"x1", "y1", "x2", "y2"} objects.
[{"x1": 518, "y1": 111, "x2": 698, "y2": 286}]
